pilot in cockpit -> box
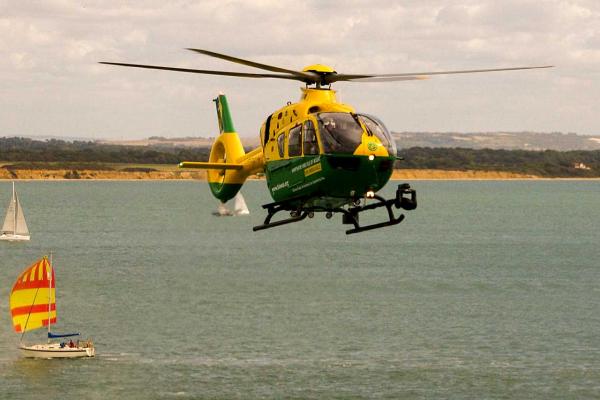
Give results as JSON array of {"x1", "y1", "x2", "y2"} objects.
[{"x1": 322, "y1": 118, "x2": 336, "y2": 132}]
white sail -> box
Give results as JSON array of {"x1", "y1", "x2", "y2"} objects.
[
  {"x1": 1, "y1": 188, "x2": 16, "y2": 234},
  {"x1": 1, "y1": 183, "x2": 30, "y2": 241},
  {"x1": 14, "y1": 192, "x2": 29, "y2": 236},
  {"x1": 233, "y1": 193, "x2": 249, "y2": 215}
]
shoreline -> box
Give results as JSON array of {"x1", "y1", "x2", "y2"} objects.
[
  {"x1": 0, "y1": 167, "x2": 598, "y2": 180},
  {"x1": 391, "y1": 169, "x2": 538, "y2": 180}
]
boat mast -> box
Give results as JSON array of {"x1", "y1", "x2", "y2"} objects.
[{"x1": 48, "y1": 253, "x2": 52, "y2": 343}]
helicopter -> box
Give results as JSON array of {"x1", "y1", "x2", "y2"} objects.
[{"x1": 101, "y1": 49, "x2": 551, "y2": 234}]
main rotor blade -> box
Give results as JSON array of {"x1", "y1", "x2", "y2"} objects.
[
  {"x1": 331, "y1": 75, "x2": 428, "y2": 83},
  {"x1": 186, "y1": 48, "x2": 317, "y2": 81},
  {"x1": 329, "y1": 65, "x2": 553, "y2": 83},
  {"x1": 99, "y1": 62, "x2": 305, "y2": 81}
]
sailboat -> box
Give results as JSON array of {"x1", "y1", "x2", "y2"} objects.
[
  {"x1": 9, "y1": 256, "x2": 95, "y2": 358},
  {"x1": 0, "y1": 182, "x2": 30, "y2": 241},
  {"x1": 212, "y1": 192, "x2": 250, "y2": 216}
]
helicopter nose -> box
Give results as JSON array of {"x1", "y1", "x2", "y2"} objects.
[{"x1": 353, "y1": 137, "x2": 389, "y2": 157}]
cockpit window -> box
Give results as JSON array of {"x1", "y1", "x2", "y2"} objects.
[
  {"x1": 317, "y1": 112, "x2": 364, "y2": 154},
  {"x1": 358, "y1": 114, "x2": 397, "y2": 156}
]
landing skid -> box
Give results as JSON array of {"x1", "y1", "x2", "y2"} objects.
[{"x1": 253, "y1": 184, "x2": 417, "y2": 235}]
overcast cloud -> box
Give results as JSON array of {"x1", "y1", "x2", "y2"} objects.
[{"x1": 1, "y1": 0, "x2": 598, "y2": 139}]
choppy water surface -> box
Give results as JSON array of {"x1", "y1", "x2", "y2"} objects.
[{"x1": 0, "y1": 180, "x2": 599, "y2": 399}]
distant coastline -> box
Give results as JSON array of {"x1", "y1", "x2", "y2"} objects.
[
  {"x1": 391, "y1": 169, "x2": 539, "y2": 180},
  {"x1": 0, "y1": 167, "x2": 206, "y2": 180},
  {"x1": 2, "y1": 167, "x2": 598, "y2": 180},
  {"x1": 2, "y1": 136, "x2": 599, "y2": 178}
]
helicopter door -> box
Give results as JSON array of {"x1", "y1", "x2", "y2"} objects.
[
  {"x1": 266, "y1": 131, "x2": 290, "y2": 200},
  {"x1": 288, "y1": 125, "x2": 302, "y2": 157},
  {"x1": 287, "y1": 125, "x2": 305, "y2": 189}
]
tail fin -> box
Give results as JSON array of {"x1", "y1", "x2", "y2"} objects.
[
  {"x1": 179, "y1": 94, "x2": 264, "y2": 202},
  {"x1": 214, "y1": 93, "x2": 235, "y2": 134}
]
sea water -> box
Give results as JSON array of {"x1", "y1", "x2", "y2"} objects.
[{"x1": 0, "y1": 180, "x2": 599, "y2": 399}]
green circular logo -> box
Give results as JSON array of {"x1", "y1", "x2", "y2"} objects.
[{"x1": 367, "y1": 142, "x2": 378, "y2": 151}]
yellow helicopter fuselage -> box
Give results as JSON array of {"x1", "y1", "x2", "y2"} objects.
[{"x1": 259, "y1": 87, "x2": 396, "y2": 208}]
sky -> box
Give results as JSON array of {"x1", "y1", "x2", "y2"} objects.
[{"x1": 1, "y1": 0, "x2": 599, "y2": 139}]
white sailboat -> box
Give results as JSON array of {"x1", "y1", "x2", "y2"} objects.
[
  {"x1": 10, "y1": 255, "x2": 95, "y2": 358},
  {"x1": 0, "y1": 182, "x2": 30, "y2": 241},
  {"x1": 212, "y1": 192, "x2": 250, "y2": 216}
]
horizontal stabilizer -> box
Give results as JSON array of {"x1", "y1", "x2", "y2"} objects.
[{"x1": 179, "y1": 161, "x2": 244, "y2": 170}]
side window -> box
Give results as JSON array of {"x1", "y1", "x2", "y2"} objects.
[
  {"x1": 288, "y1": 125, "x2": 302, "y2": 157},
  {"x1": 277, "y1": 133, "x2": 285, "y2": 158},
  {"x1": 302, "y1": 120, "x2": 319, "y2": 155}
]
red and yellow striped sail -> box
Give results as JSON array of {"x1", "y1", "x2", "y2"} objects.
[{"x1": 9, "y1": 257, "x2": 56, "y2": 333}]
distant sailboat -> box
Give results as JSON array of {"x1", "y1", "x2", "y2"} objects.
[
  {"x1": 212, "y1": 192, "x2": 250, "y2": 216},
  {"x1": 10, "y1": 255, "x2": 95, "y2": 358},
  {"x1": 1, "y1": 182, "x2": 30, "y2": 241}
]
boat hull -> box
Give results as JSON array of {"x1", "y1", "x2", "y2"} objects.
[
  {"x1": 19, "y1": 343, "x2": 95, "y2": 358},
  {"x1": 0, "y1": 234, "x2": 30, "y2": 241}
]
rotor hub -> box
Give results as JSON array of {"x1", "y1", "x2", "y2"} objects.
[{"x1": 302, "y1": 64, "x2": 337, "y2": 74}]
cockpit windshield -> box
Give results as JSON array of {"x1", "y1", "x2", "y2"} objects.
[
  {"x1": 357, "y1": 114, "x2": 397, "y2": 156},
  {"x1": 317, "y1": 112, "x2": 364, "y2": 154}
]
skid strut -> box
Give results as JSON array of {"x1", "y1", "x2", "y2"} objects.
[
  {"x1": 252, "y1": 183, "x2": 417, "y2": 234},
  {"x1": 341, "y1": 183, "x2": 416, "y2": 234}
]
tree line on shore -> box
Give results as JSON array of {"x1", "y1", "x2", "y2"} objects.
[
  {"x1": 1, "y1": 137, "x2": 599, "y2": 177},
  {"x1": 398, "y1": 147, "x2": 600, "y2": 177},
  {"x1": 0, "y1": 137, "x2": 210, "y2": 164}
]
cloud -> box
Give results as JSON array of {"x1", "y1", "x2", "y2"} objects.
[{"x1": 0, "y1": 0, "x2": 598, "y2": 137}]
